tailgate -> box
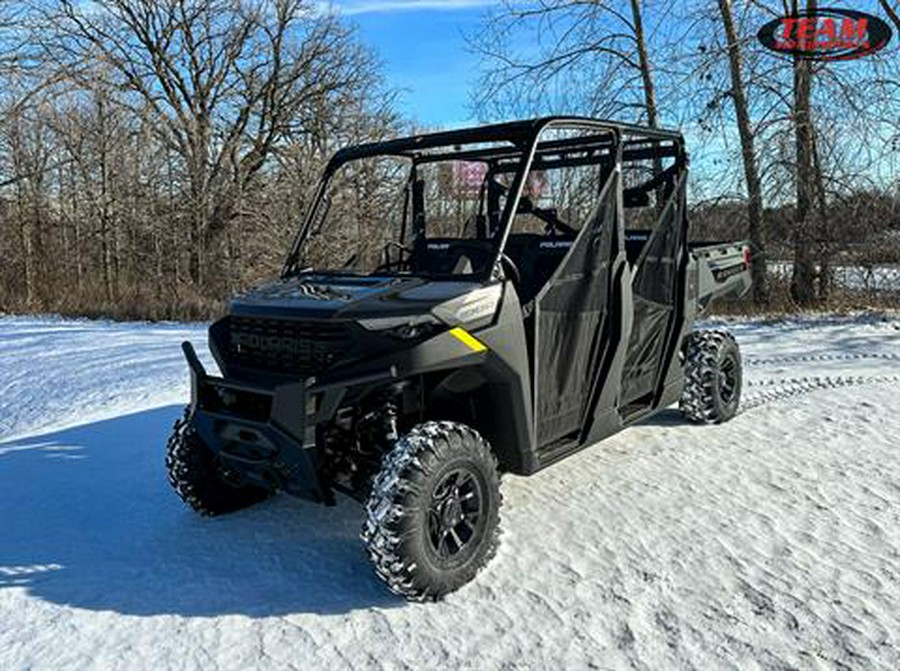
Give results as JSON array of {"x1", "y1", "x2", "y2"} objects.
[{"x1": 691, "y1": 240, "x2": 752, "y2": 311}]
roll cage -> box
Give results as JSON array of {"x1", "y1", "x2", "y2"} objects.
[{"x1": 281, "y1": 116, "x2": 687, "y2": 281}]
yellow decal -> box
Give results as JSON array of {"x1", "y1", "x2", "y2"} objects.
[{"x1": 449, "y1": 327, "x2": 488, "y2": 353}]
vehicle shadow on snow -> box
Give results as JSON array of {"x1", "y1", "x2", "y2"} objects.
[
  {"x1": 634, "y1": 407, "x2": 686, "y2": 427},
  {"x1": 0, "y1": 406, "x2": 403, "y2": 617}
]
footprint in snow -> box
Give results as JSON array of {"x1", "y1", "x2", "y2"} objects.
[
  {"x1": 739, "y1": 580, "x2": 776, "y2": 619},
  {"x1": 654, "y1": 608, "x2": 681, "y2": 649},
  {"x1": 617, "y1": 622, "x2": 635, "y2": 650}
]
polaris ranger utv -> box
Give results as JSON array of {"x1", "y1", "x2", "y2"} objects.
[{"x1": 167, "y1": 117, "x2": 751, "y2": 600}]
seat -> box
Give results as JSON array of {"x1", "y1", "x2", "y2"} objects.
[
  {"x1": 625, "y1": 230, "x2": 650, "y2": 266},
  {"x1": 505, "y1": 233, "x2": 574, "y2": 304}
]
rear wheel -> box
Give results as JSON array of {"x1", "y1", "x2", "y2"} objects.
[
  {"x1": 680, "y1": 330, "x2": 743, "y2": 423},
  {"x1": 362, "y1": 421, "x2": 501, "y2": 601},
  {"x1": 166, "y1": 411, "x2": 272, "y2": 516}
]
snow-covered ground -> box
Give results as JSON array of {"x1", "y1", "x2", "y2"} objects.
[{"x1": 2, "y1": 312, "x2": 900, "y2": 670}]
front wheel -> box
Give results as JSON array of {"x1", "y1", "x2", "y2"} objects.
[
  {"x1": 679, "y1": 329, "x2": 743, "y2": 423},
  {"x1": 362, "y1": 421, "x2": 502, "y2": 601}
]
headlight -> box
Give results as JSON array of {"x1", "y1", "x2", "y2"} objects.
[
  {"x1": 431, "y1": 284, "x2": 502, "y2": 326},
  {"x1": 358, "y1": 314, "x2": 441, "y2": 340}
]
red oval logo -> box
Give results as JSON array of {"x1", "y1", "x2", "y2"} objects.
[{"x1": 757, "y1": 8, "x2": 892, "y2": 61}]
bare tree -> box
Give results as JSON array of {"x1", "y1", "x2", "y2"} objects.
[
  {"x1": 42, "y1": 0, "x2": 376, "y2": 289},
  {"x1": 789, "y1": 0, "x2": 818, "y2": 305},
  {"x1": 470, "y1": 0, "x2": 671, "y2": 126},
  {"x1": 629, "y1": 0, "x2": 658, "y2": 128},
  {"x1": 0, "y1": 1, "x2": 396, "y2": 319},
  {"x1": 716, "y1": 0, "x2": 768, "y2": 304}
]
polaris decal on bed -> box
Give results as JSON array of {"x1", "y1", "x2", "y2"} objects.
[
  {"x1": 712, "y1": 263, "x2": 747, "y2": 282},
  {"x1": 539, "y1": 240, "x2": 573, "y2": 249}
]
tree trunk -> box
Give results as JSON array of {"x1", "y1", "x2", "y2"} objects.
[
  {"x1": 811, "y1": 131, "x2": 832, "y2": 301},
  {"x1": 879, "y1": 0, "x2": 900, "y2": 34},
  {"x1": 717, "y1": 0, "x2": 769, "y2": 305},
  {"x1": 166, "y1": 149, "x2": 180, "y2": 288},
  {"x1": 188, "y1": 175, "x2": 206, "y2": 289},
  {"x1": 629, "y1": 0, "x2": 667, "y2": 210},
  {"x1": 70, "y1": 163, "x2": 83, "y2": 292},
  {"x1": 16, "y1": 182, "x2": 35, "y2": 306},
  {"x1": 58, "y1": 162, "x2": 71, "y2": 298},
  {"x1": 188, "y1": 122, "x2": 212, "y2": 291},
  {"x1": 98, "y1": 95, "x2": 115, "y2": 303},
  {"x1": 629, "y1": 0, "x2": 658, "y2": 129},
  {"x1": 28, "y1": 173, "x2": 47, "y2": 308},
  {"x1": 790, "y1": 0, "x2": 818, "y2": 306}
]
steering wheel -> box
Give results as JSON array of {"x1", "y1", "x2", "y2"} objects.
[
  {"x1": 544, "y1": 215, "x2": 577, "y2": 238},
  {"x1": 517, "y1": 194, "x2": 577, "y2": 237},
  {"x1": 499, "y1": 253, "x2": 521, "y2": 287},
  {"x1": 374, "y1": 241, "x2": 413, "y2": 273}
]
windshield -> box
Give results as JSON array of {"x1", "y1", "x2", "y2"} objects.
[
  {"x1": 284, "y1": 131, "x2": 531, "y2": 279},
  {"x1": 301, "y1": 156, "x2": 505, "y2": 278}
]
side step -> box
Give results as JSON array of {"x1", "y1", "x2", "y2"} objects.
[{"x1": 535, "y1": 434, "x2": 582, "y2": 469}]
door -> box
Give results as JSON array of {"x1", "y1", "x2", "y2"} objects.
[
  {"x1": 619, "y1": 172, "x2": 689, "y2": 408},
  {"x1": 533, "y1": 171, "x2": 620, "y2": 447}
]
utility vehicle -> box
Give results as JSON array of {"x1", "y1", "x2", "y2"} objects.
[{"x1": 167, "y1": 117, "x2": 751, "y2": 600}]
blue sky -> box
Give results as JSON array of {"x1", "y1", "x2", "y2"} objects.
[
  {"x1": 331, "y1": 0, "x2": 497, "y2": 127},
  {"x1": 327, "y1": 0, "x2": 899, "y2": 195}
]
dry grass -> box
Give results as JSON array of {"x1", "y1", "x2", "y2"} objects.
[
  {"x1": 0, "y1": 284, "x2": 225, "y2": 323},
  {"x1": 2, "y1": 273, "x2": 896, "y2": 324},
  {"x1": 711, "y1": 275, "x2": 900, "y2": 317}
]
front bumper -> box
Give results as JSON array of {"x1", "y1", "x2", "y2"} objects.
[
  {"x1": 181, "y1": 342, "x2": 352, "y2": 503},
  {"x1": 181, "y1": 322, "x2": 479, "y2": 502}
]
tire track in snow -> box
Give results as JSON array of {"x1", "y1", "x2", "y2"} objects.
[
  {"x1": 741, "y1": 375, "x2": 900, "y2": 412},
  {"x1": 744, "y1": 352, "x2": 900, "y2": 367}
]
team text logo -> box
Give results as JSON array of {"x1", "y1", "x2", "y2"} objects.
[{"x1": 757, "y1": 8, "x2": 892, "y2": 61}]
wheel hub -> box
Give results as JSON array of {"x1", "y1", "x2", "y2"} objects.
[
  {"x1": 427, "y1": 467, "x2": 483, "y2": 559},
  {"x1": 440, "y1": 495, "x2": 463, "y2": 527},
  {"x1": 719, "y1": 354, "x2": 738, "y2": 404}
]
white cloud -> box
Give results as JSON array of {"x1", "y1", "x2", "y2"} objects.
[{"x1": 322, "y1": 0, "x2": 505, "y2": 15}]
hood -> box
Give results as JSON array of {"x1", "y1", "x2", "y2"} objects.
[{"x1": 230, "y1": 273, "x2": 483, "y2": 320}]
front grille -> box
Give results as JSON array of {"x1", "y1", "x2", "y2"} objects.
[{"x1": 228, "y1": 316, "x2": 352, "y2": 375}]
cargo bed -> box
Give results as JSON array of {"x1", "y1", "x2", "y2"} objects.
[{"x1": 625, "y1": 229, "x2": 751, "y2": 311}]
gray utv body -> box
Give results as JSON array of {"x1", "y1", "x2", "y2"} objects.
[{"x1": 181, "y1": 116, "x2": 751, "y2": 505}]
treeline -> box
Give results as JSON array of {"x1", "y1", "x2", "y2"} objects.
[
  {"x1": 473, "y1": 0, "x2": 900, "y2": 308},
  {"x1": 0, "y1": 1, "x2": 898, "y2": 320},
  {"x1": 0, "y1": 0, "x2": 397, "y2": 320},
  {"x1": 691, "y1": 191, "x2": 900, "y2": 307}
]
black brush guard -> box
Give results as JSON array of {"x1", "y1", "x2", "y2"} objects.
[{"x1": 182, "y1": 341, "x2": 395, "y2": 504}]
